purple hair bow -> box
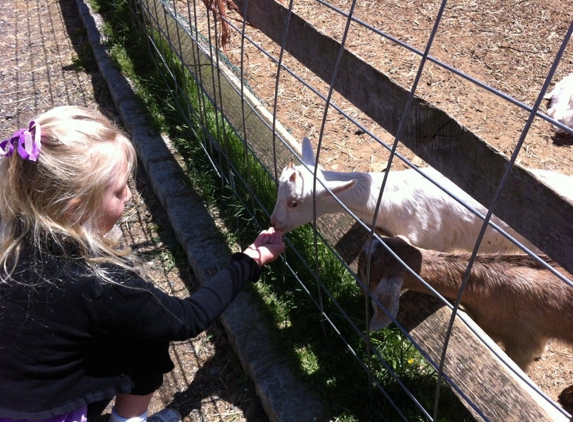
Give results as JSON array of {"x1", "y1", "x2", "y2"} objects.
[{"x1": 1, "y1": 121, "x2": 42, "y2": 162}]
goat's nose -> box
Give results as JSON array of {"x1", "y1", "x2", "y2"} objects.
[{"x1": 271, "y1": 220, "x2": 288, "y2": 234}]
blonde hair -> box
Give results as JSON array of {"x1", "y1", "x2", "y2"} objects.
[{"x1": 0, "y1": 106, "x2": 138, "y2": 280}]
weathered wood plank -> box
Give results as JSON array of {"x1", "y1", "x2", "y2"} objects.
[{"x1": 231, "y1": 0, "x2": 573, "y2": 275}]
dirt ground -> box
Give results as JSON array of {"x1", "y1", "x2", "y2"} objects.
[
  {"x1": 186, "y1": 0, "x2": 573, "y2": 415},
  {"x1": 0, "y1": 0, "x2": 268, "y2": 421},
  {"x1": 219, "y1": 0, "x2": 573, "y2": 174}
]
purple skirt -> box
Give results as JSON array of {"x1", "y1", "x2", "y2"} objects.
[{"x1": 0, "y1": 406, "x2": 87, "y2": 422}]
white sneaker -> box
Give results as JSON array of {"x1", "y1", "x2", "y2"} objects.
[{"x1": 147, "y1": 408, "x2": 182, "y2": 422}]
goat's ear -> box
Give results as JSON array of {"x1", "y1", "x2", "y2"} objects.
[
  {"x1": 369, "y1": 276, "x2": 403, "y2": 331},
  {"x1": 287, "y1": 159, "x2": 294, "y2": 169},
  {"x1": 317, "y1": 179, "x2": 357, "y2": 199},
  {"x1": 289, "y1": 169, "x2": 298, "y2": 183},
  {"x1": 301, "y1": 136, "x2": 316, "y2": 165}
]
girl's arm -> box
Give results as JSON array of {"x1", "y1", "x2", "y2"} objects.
[{"x1": 96, "y1": 228, "x2": 285, "y2": 341}]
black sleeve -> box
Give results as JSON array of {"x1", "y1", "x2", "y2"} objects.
[{"x1": 93, "y1": 253, "x2": 261, "y2": 342}]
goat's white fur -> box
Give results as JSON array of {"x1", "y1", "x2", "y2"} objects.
[
  {"x1": 544, "y1": 73, "x2": 573, "y2": 134},
  {"x1": 271, "y1": 137, "x2": 572, "y2": 253},
  {"x1": 357, "y1": 236, "x2": 573, "y2": 371}
]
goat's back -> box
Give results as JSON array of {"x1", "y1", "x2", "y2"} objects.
[{"x1": 420, "y1": 251, "x2": 573, "y2": 344}]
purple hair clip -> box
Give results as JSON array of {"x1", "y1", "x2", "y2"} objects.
[{"x1": 0, "y1": 121, "x2": 42, "y2": 162}]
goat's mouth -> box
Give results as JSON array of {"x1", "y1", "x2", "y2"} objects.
[{"x1": 271, "y1": 223, "x2": 290, "y2": 233}]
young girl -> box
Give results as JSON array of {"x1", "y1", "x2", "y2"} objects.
[{"x1": 0, "y1": 106, "x2": 285, "y2": 422}]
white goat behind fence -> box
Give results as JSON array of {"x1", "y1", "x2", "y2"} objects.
[
  {"x1": 271, "y1": 137, "x2": 572, "y2": 253},
  {"x1": 544, "y1": 73, "x2": 573, "y2": 134},
  {"x1": 357, "y1": 236, "x2": 573, "y2": 371}
]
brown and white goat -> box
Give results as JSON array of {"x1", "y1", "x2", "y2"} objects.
[{"x1": 357, "y1": 236, "x2": 573, "y2": 371}]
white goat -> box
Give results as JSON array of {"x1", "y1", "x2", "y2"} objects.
[
  {"x1": 271, "y1": 137, "x2": 547, "y2": 253},
  {"x1": 531, "y1": 168, "x2": 573, "y2": 200},
  {"x1": 544, "y1": 73, "x2": 573, "y2": 135},
  {"x1": 357, "y1": 236, "x2": 573, "y2": 371}
]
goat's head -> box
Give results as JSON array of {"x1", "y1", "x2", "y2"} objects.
[
  {"x1": 357, "y1": 236, "x2": 421, "y2": 331},
  {"x1": 270, "y1": 137, "x2": 357, "y2": 232}
]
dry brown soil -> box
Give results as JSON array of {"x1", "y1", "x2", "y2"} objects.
[{"x1": 219, "y1": 0, "x2": 573, "y2": 174}]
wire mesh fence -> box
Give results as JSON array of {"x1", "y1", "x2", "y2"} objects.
[{"x1": 126, "y1": 0, "x2": 573, "y2": 419}]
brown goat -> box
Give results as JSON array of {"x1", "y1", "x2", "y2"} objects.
[{"x1": 357, "y1": 236, "x2": 573, "y2": 371}]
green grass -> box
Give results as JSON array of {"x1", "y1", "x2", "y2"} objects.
[{"x1": 91, "y1": 1, "x2": 477, "y2": 420}]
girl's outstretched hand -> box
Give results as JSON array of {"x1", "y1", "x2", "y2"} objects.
[{"x1": 243, "y1": 227, "x2": 285, "y2": 267}]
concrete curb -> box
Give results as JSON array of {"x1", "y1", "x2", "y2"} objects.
[{"x1": 75, "y1": 1, "x2": 327, "y2": 421}]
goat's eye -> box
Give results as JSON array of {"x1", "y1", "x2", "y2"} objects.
[{"x1": 287, "y1": 201, "x2": 298, "y2": 208}]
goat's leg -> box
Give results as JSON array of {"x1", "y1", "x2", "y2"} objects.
[{"x1": 503, "y1": 336, "x2": 548, "y2": 372}]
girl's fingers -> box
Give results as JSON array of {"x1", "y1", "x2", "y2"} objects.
[
  {"x1": 267, "y1": 228, "x2": 281, "y2": 241},
  {"x1": 253, "y1": 228, "x2": 284, "y2": 247}
]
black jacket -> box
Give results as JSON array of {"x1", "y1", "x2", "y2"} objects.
[{"x1": 0, "y1": 244, "x2": 260, "y2": 420}]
